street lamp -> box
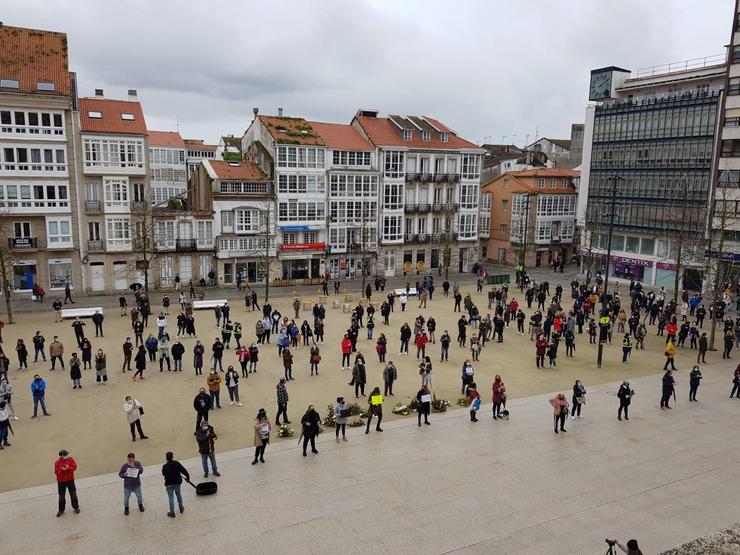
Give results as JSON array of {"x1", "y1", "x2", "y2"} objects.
[
  {"x1": 518, "y1": 192, "x2": 535, "y2": 286},
  {"x1": 597, "y1": 174, "x2": 623, "y2": 368}
]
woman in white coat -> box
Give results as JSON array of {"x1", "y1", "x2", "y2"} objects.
[{"x1": 124, "y1": 396, "x2": 148, "y2": 442}]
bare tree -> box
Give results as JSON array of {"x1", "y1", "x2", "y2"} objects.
[
  {"x1": 707, "y1": 172, "x2": 739, "y2": 350},
  {"x1": 253, "y1": 200, "x2": 279, "y2": 303},
  {"x1": 129, "y1": 198, "x2": 161, "y2": 293},
  {"x1": 0, "y1": 215, "x2": 17, "y2": 324},
  {"x1": 349, "y1": 207, "x2": 378, "y2": 294},
  {"x1": 669, "y1": 175, "x2": 706, "y2": 303}
]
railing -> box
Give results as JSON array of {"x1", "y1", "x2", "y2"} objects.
[
  {"x1": 635, "y1": 53, "x2": 726, "y2": 78},
  {"x1": 0, "y1": 199, "x2": 70, "y2": 212},
  {"x1": 431, "y1": 202, "x2": 459, "y2": 213},
  {"x1": 0, "y1": 124, "x2": 65, "y2": 138},
  {"x1": 418, "y1": 233, "x2": 429, "y2": 242},
  {"x1": 87, "y1": 240, "x2": 102, "y2": 251},
  {"x1": 405, "y1": 173, "x2": 421, "y2": 182},
  {"x1": 196, "y1": 238, "x2": 214, "y2": 250},
  {"x1": 107, "y1": 239, "x2": 133, "y2": 252},
  {"x1": 406, "y1": 203, "x2": 431, "y2": 213},
  {"x1": 155, "y1": 240, "x2": 176, "y2": 252},
  {"x1": 404, "y1": 233, "x2": 418, "y2": 242},
  {"x1": 8, "y1": 237, "x2": 37, "y2": 249},
  {"x1": 176, "y1": 238, "x2": 196, "y2": 251},
  {"x1": 85, "y1": 200, "x2": 101, "y2": 213}
]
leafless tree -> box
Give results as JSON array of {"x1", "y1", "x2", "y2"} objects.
[{"x1": 0, "y1": 215, "x2": 17, "y2": 323}]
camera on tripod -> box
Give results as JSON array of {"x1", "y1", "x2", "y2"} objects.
[{"x1": 605, "y1": 539, "x2": 616, "y2": 547}]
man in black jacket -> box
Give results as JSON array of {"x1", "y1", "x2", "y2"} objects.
[
  {"x1": 660, "y1": 370, "x2": 675, "y2": 410},
  {"x1": 162, "y1": 451, "x2": 189, "y2": 518},
  {"x1": 193, "y1": 388, "x2": 212, "y2": 429},
  {"x1": 171, "y1": 341, "x2": 185, "y2": 372}
]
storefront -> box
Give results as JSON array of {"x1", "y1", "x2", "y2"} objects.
[
  {"x1": 48, "y1": 258, "x2": 73, "y2": 290},
  {"x1": 280, "y1": 243, "x2": 325, "y2": 279},
  {"x1": 579, "y1": 249, "x2": 654, "y2": 285},
  {"x1": 12, "y1": 260, "x2": 37, "y2": 291}
]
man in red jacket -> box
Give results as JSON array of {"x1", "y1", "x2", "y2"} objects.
[{"x1": 54, "y1": 449, "x2": 80, "y2": 517}]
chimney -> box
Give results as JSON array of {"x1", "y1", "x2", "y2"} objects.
[
  {"x1": 278, "y1": 107, "x2": 283, "y2": 117},
  {"x1": 127, "y1": 89, "x2": 137, "y2": 100},
  {"x1": 94, "y1": 88, "x2": 104, "y2": 97}
]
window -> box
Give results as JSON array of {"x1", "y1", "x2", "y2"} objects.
[
  {"x1": 196, "y1": 220, "x2": 213, "y2": 242},
  {"x1": 402, "y1": 130, "x2": 412, "y2": 141},
  {"x1": 384, "y1": 151, "x2": 405, "y2": 178},
  {"x1": 457, "y1": 214, "x2": 477, "y2": 238},
  {"x1": 221, "y1": 210, "x2": 234, "y2": 231},
  {"x1": 121, "y1": 113, "x2": 135, "y2": 121},
  {"x1": 461, "y1": 155, "x2": 481, "y2": 179},
  {"x1": 83, "y1": 138, "x2": 145, "y2": 168},
  {"x1": 501, "y1": 199, "x2": 509, "y2": 211},
  {"x1": 640, "y1": 237, "x2": 655, "y2": 255},
  {"x1": 733, "y1": 46, "x2": 740, "y2": 63},
  {"x1": 499, "y1": 223, "x2": 509, "y2": 236},
  {"x1": 277, "y1": 200, "x2": 326, "y2": 222},
  {"x1": 88, "y1": 222, "x2": 101, "y2": 241},
  {"x1": 538, "y1": 178, "x2": 545, "y2": 189},
  {"x1": 332, "y1": 151, "x2": 371, "y2": 167},
  {"x1": 235, "y1": 209, "x2": 262, "y2": 233},
  {"x1": 625, "y1": 236, "x2": 640, "y2": 253},
  {"x1": 47, "y1": 218, "x2": 72, "y2": 247},
  {"x1": 106, "y1": 217, "x2": 131, "y2": 240},
  {"x1": 37, "y1": 81, "x2": 55, "y2": 92},
  {"x1": 0, "y1": 79, "x2": 20, "y2": 89},
  {"x1": 304, "y1": 231, "x2": 318, "y2": 243},
  {"x1": 504, "y1": 178, "x2": 509, "y2": 189},
  {"x1": 155, "y1": 221, "x2": 175, "y2": 245},
  {"x1": 88, "y1": 111, "x2": 103, "y2": 119},
  {"x1": 459, "y1": 184, "x2": 479, "y2": 209},
  {"x1": 421, "y1": 131, "x2": 430, "y2": 141},
  {"x1": 104, "y1": 178, "x2": 129, "y2": 208},
  {"x1": 562, "y1": 178, "x2": 569, "y2": 188},
  {"x1": 382, "y1": 215, "x2": 403, "y2": 241},
  {"x1": 13, "y1": 222, "x2": 31, "y2": 237},
  {"x1": 440, "y1": 133, "x2": 448, "y2": 143},
  {"x1": 551, "y1": 178, "x2": 558, "y2": 189},
  {"x1": 275, "y1": 146, "x2": 325, "y2": 169}
]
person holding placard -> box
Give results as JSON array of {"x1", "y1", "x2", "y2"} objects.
[
  {"x1": 416, "y1": 385, "x2": 431, "y2": 426},
  {"x1": 118, "y1": 452, "x2": 144, "y2": 515},
  {"x1": 252, "y1": 409, "x2": 271, "y2": 465},
  {"x1": 334, "y1": 397, "x2": 350, "y2": 441},
  {"x1": 365, "y1": 387, "x2": 384, "y2": 434}
]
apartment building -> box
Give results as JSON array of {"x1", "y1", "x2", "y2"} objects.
[
  {"x1": 148, "y1": 130, "x2": 187, "y2": 204},
  {"x1": 713, "y1": 3, "x2": 740, "y2": 288},
  {"x1": 189, "y1": 159, "x2": 272, "y2": 285},
  {"x1": 0, "y1": 24, "x2": 82, "y2": 294},
  {"x1": 579, "y1": 57, "x2": 726, "y2": 288},
  {"x1": 351, "y1": 111, "x2": 484, "y2": 275},
  {"x1": 242, "y1": 115, "x2": 330, "y2": 280},
  {"x1": 482, "y1": 168, "x2": 579, "y2": 267},
  {"x1": 185, "y1": 138, "x2": 217, "y2": 178},
  {"x1": 78, "y1": 92, "x2": 149, "y2": 290}
]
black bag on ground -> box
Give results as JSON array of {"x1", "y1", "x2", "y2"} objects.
[{"x1": 186, "y1": 479, "x2": 218, "y2": 496}]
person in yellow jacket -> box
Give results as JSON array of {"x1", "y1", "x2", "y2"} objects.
[{"x1": 663, "y1": 340, "x2": 677, "y2": 370}]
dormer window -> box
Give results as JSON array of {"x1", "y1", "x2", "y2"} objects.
[
  {"x1": 121, "y1": 113, "x2": 135, "y2": 121},
  {"x1": 440, "y1": 132, "x2": 448, "y2": 143},
  {"x1": 421, "y1": 131, "x2": 430, "y2": 142},
  {"x1": 88, "y1": 111, "x2": 103, "y2": 119},
  {"x1": 37, "y1": 81, "x2": 56, "y2": 92},
  {"x1": 402, "y1": 130, "x2": 412, "y2": 141},
  {"x1": 0, "y1": 79, "x2": 20, "y2": 89}
]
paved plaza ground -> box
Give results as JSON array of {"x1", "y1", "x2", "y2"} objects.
[
  {"x1": 1, "y1": 366, "x2": 738, "y2": 554},
  {"x1": 0, "y1": 266, "x2": 729, "y2": 493}
]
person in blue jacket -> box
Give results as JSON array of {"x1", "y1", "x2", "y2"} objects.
[
  {"x1": 144, "y1": 334, "x2": 158, "y2": 362},
  {"x1": 31, "y1": 374, "x2": 50, "y2": 417}
]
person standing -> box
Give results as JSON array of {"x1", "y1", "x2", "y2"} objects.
[
  {"x1": 16, "y1": 338, "x2": 28, "y2": 370},
  {"x1": 300, "y1": 405, "x2": 321, "y2": 456},
  {"x1": 171, "y1": 340, "x2": 184, "y2": 372},
  {"x1": 622, "y1": 334, "x2": 632, "y2": 364},
  {"x1": 416, "y1": 385, "x2": 431, "y2": 426},
  {"x1": 731, "y1": 364, "x2": 740, "y2": 398},
  {"x1": 118, "y1": 453, "x2": 144, "y2": 515},
  {"x1": 122, "y1": 338, "x2": 133, "y2": 373},
  {"x1": 133, "y1": 345, "x2": 147, "y2": 381},
  {"x1": 309, "y1": 343, "x2": 321, "y2": 376},
  {"x1": 124, "y1": 396, "x2": 148, "y2": 441},
  {"x1": 660, "y1": 370, "x2": 675, "y2": 410},
  {"x1": 0, "y1": 378, "x2": 17, "y2": 421},
  {"x1": 158, "y1": 335, "x2": 171, "y2": 372},
  {"x1": 53, "y1": 299, "x2": 63, "y2": 322},
  {"x1": 162, "y1": 451, "x2": 189, "y2": 518},
  {"x1": 71, "y1": 318, "x2": 86, "y2": 347},
  {"x1": 334, "y1": 397, "x2": 349, "y2": 442},
  {"x1": 382, "y1": 361, "x2": 397, "y2": 396},
  {"x1": 440, "y1": 330, "x2": 451, "y2": 362},
  {"x1": 30, "y1": 374, "x2": 50, "y2": 417},
  {"x1": 491, "y1": 375, "x2": 506, "y2": 420},
  {"x1": 120, "y1": 295, "x2": 129, "y2": 316},
  {"x1": 282, "y1": 347, "x2": 294, "y2": 381},
  {"x1": 697, "y1": 332, "x2": 708, "y2": 364},
  {"x1": 225, "y1": 366, "x2": 242, "y2": 407},
  {"x1": 469, "y1": 389, "x2": 481, "y2": 422},
  {"x1": 95, "y1": 349, "x2": 107, "y2": 384},
  {"x1": 276, "y1": 378, "x2": 290, "y2": 425},
  {"x1": 618, "y1": 381, "x2": 634, "y2": 421},
  {"x1": 193, "y1": 388, "x2": 212, "y2": 428},
  {"x1": 207, "y1": 369, "x2": 222, "y2": 409},
  {"x1": 549, "y1": 393, "x2": 569, "y2": 433},
  {"x1": 70, "y1": 353, "x2": 82, "y2": 389},
  {"x1": 571, "y1": 380, "x2": 586, "y2": 419},
  {"x1": 49, "y1": 336, "x2": 64, "y2": 371},
  {"x1": 663, "y1": 340, "x2": 677, "y2": 370},
  {"x1": 365, "y1": 387, "x2": 384, "y2": 433},
  {"x1": 54, "y1": 449, "x2": 80, "y2": 517},
  {"x1": 195, "y1": 421, "x2": 220, "y2": 477},
  {"x1": 32, "y1": 331, "x2": 46, "y2": 363},
  {"x1": 0, "y1": 401, "x2": 9, "y2": 448},
  {"x1": 92, "y1": 310, "x2": 104, "y2": 337},
  {"x1": 689, "y1": 365, "x2": 702, "y2": 402},
  {"x1": 352, "y1": 358, "x2": 367, "y2": 398},
  {"x1": 211, "y1": 338, "x2": 224, "y2": 372},
  {"x1": 193, "y1": 341, "x2": 205, "y2": 376},
  {"x1": 252, "y1": 409, "x2": 271, "y2": 465}
]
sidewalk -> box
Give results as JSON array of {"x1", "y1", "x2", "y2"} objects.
[{"x1": 1, "y1": 362, "x2": 737, "y2": 554}]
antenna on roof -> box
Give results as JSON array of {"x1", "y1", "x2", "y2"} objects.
[{"x1": 176, "y1": 113, "x2": 180, "y2": 133}]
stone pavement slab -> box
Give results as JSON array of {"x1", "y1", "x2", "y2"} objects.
[{"x1": 1, "y1": 361, "x2": 738, "y2": 554}]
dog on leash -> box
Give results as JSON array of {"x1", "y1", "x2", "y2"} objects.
[{"x1": 500, "y1": 409, "x2": 510, "y2": 420}]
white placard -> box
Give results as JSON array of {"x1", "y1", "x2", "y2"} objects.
[
  {"x1": 421, "y1": 394, "x2": 432, "y2": 403},
  {"x1": 125, "y1": 466, "x2": 140, "y2": 479}
]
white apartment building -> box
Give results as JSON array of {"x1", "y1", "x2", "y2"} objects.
[
  {"x1": 148, "y1": 130, "x2": 187, "y2": 204},
  {"x1": 189, "y1": 159, "x2": 272, "y2": 285},
  {"x1": 351, "y1": 111, "x2": 484, "y2": 275},
  {"x1": 0, "y1": 25, "x2": 82, "y2": 293},
  {"x1": 78, "y1": 92, "x2": 149, "y2": 290}
]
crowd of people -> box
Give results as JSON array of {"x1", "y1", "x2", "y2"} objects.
[{"x1": 0, "y1": 270, "x2": 736, "y2": 525}]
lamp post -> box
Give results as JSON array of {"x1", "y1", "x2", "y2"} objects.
[
  {"x1": 597, "y1": 174, "x2": 623, "y2": 368},
  {"x1": 518, "y1": 192, "x2": 535, "y2": 286}
]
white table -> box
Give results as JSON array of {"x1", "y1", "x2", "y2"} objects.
[
  {"x1": 393, "y1": 288, "x2": 418, "y2": 297},
  {"x1": 192, "y1": 299, "x2": 228, "y2": 310},
  {"x1": 61, "y1": 307, "x2": 103, "y2": 319}
]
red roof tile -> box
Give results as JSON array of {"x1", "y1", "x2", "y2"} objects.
[
  {"x1": 184, "y1": 139, "x2": 217, "y2": 151},
  {"x1": 0, "y1": 25, "x2": 71, "y2": 96},
  {"x1": 307, "y1": 121, "x2": 372, "y2": 151},
  {"x1": 512, "y1": 168, "x2": 580, "y2": 178},
  {"x1": 482, "y1": 172, "x2": 578, "y2": 195},
  {"x1": 208, "y1": 160, "x2": 269, "y2": 181},
  {"x1": 148, "y1": 130, "x2": 186, "y2": 148},
  {"x1": 79, "y1": 97, "x2": 147, "y2": 135},
  {"x1": 354, "y1": 115, "x2": 478, "y2": 150},
  {"x1": 258, "y1": 115, "x2": 325, "y2": 146}
]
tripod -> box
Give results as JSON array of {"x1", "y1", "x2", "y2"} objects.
[{"x1": 606, "y1": 543, "x2": 618, "y2": 555}]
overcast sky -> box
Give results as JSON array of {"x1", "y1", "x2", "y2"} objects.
[{"x1": 3, "y1": 0, "x2": 734, "y2": 145}]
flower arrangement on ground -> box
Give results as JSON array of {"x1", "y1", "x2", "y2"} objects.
[{"x1": 277, "y1": 424, "x2": 294, "y2": 437}]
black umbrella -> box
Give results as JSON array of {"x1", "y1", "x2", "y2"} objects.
[
  {"x1": 186, "y1": 479, "x2": 217, "y2": 496},
  {"x1": 130, "y1": 283, "x2": 143, "y2": 291}
]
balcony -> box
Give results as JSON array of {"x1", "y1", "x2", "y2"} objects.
[
  {"x1": 87, "y1": 240, "x2": 103, "y2": 252},
  {"x1": 405, "y1": 173, "x2": 421, "y2": 182},
  {"x1": 85, "y1": 200, "x2": 102, "y2": 213},
  {"x1": 405, "y1": 203, "x2": 432, "y2": 213},
  {"x1": 107, "y1": 239, "x2": 132, "y2": 252},
  {"x1": 155, "y1": 240, "x2": 176, "y2": 252},
  {"x1": 431, "y1": 202, "x2": 459, "y2": 213},
  {"x1": 196, "y1": 238, "x2": 215, "y2": 250},
  {"x1": 8, "y1": 237, "x2": 37, "y2": 250},
  {"x1": 417, "y1": 233, "x2": 429, "y2": 242},
  {"x1": 176, "y1": 238, "x2": 196, "y2": 251},
  {"x1": 404, "y1": 233, "x2": 418, "y2": 242}
]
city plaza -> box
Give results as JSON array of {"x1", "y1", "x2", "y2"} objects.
[{"x1": 0, "y1": 268, "x2": 737, "y2": 553}]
